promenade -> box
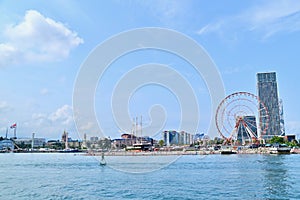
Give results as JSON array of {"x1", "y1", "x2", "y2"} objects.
[{"x1": 85, "y1": 147, "x2": 299, "y2": 156}]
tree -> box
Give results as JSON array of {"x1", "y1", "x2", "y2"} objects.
[
  {"x1": 288, "y1": 139, "x2": 299, "y2": 147},
  {"x1": 269, "y1": 136, "x2": 284, "y2": 144},
  {"x1": 158, "y1": 140, "x2": 164, "y2": 147}
]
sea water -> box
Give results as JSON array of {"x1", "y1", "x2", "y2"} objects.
[{"x1": 0, "y1": 153, "x2": 299, "y2": 199}]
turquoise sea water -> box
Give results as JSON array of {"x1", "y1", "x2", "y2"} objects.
[{"x1": 0, "y1": 153, "x2": 300, "y2": 200}]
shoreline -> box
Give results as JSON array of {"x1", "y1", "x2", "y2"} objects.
[
  {"x1": 2, "y1": 147, "x2": 299, "y2": 155},
  {"x1": 84, "y1": 148, "x2": 299, "y2": 156}
]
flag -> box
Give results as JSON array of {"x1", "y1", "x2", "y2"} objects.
[{"x1": 10, "y1": 123, "x2": 17, "y2": 129}]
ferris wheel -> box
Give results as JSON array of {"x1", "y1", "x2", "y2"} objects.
[{"x1": 215, "y1": 92, "x2": 269, "y2": 145}]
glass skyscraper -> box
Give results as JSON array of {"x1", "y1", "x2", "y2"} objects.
[{"x1": 257, "y1": 72, "x2": 281, "y2": 139}]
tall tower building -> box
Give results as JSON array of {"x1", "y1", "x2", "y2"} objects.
[
  {"x1": 279, "y1": 99, "x2": 285, "y2": 136},
  {"x1": 257, "y1": 72, "x2": 281, "y2": 139}
]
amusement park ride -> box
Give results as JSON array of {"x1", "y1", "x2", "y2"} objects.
[{"x1": 215, "y1": 92, "x2": 270, "y2": 145}]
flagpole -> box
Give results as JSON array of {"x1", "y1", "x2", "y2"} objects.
[{"x1": 14, "y1": 125, "x2": 17, "y2": 139}]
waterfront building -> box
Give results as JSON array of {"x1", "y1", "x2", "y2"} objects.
[
  {"x1": 0, "y1": 139, "x2": 14, "y2": 151},
  {"x1": 284, "y1": 135, "x2": 296, "y2": 142},
  {"x1": 67, "y1": 139, "x2": 81, "y2": 149},
  {"x1": 90, "y1": 136, "x2": 99, "y2": 142},
  {"x1": 279, "y1": 99, "x2": 286, "y2": 136},
  {"x1": 163, "y1": 130, "x2": 178, "y2": 146},
  {"x1": 112, "y1": 135, "x2": 135, "y2": 149},
  {"x1": 112, "y1": 134, "x2": 154, "y2": 149},
  {"x1": 45, "y1": 140, "x2": 63, "y2": 149},
  {"x1": 257, "y1": 72, "x2": 281, "y2": 139},
  {"x1": 121, "y1": 133, "x2": 136, "y2": 140},
  {"x1": 83, "y1": 136, "x2": 111, "y2": 149},
  {"x1": 61, "y1": 130, "x2": 72, "y2": 143},
  {"x1": 112, "y1": 138, "x2": 132, "y2": 149},
  {"x1": 178, "y1": 131, "x2": 185, "y2": 145},
  {"x1": 183, "y1": 131, "x2": 189, "y2": 145},
  {"x1": 61, "y1": 131, "x2": 82, "y2": 149},
  {"x1": 163, "y1": 130, "x2": 194, "y2": 146},
  {"x1": 189, "y1": 134, "x2": 194, "y2": 145},
  {"x1": 14, "y1": 138, "x2": 46, "y2": 148},
  {"x1": 82, "y1": 133, "x2": 87, "y2": 149}
]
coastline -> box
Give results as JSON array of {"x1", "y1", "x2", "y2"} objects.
[
  {"x1": 84, "y1": 147, "x2": 299, "y2": 156},
  {"x1": 2, "y1": 147, "x2": 299, "y2": 155}
]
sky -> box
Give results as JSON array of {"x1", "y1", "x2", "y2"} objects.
[{"x1": 1, "y1": 0, "x2": 300, "y2": 140}]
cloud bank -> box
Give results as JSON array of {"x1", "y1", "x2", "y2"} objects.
[
  {"x1": 0, "y1": 10, "x2": 83, "y2": 67},
  {"x1": 27, "y1": 105, "x2": 75, "y2": 139}
]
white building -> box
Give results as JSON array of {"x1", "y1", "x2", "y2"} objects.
[{"x1": 14, "y1": 138, "x2": 46, "y2": 147}]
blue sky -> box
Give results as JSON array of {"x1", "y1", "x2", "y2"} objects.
[{"x1": 0, "y1": 0, "x2": 300, "y2": 140}]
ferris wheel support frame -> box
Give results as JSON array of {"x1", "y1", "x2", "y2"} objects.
[{"x1": 215, "y1": 92, "x2": 269, "y2": 145}]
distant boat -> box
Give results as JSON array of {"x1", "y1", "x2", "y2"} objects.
[
  {"x1": 220, "y1": 146, "x2": 237, "y2": 154},
  {"x1": 58, "y1": 148, "x2": 81, "y2": 153},
  {"x1": 270, "y1": 144, "x2": 291, "y2": 154},
  {"x1": 100, "y1": 152, "x2": 106, "y2": 166}
]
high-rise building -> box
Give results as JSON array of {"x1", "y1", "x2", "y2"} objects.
[
  {"x1": 257, "y1": 72, "x2": 281, "y2": 139},
  {"x1": 163, "y1": 130, "x2": 194, "y2": 146},
  {"x1": 279, "y1": 99, "x2": 285, "y2": 136},
  {"x1": 163, "y1": 130, "x2": 179, "y2": 146}
]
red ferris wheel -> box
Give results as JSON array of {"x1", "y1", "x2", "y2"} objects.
[{"x1": 215, "y1": 92, "x2": 269, "y2": 145}]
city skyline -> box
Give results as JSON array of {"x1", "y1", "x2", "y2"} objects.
[{"x1": 0, "y1": 1, "x2": 300, "y2": 140}]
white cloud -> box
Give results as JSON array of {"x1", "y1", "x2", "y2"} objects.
[
  {"x1": 0, "y1": 10, "x2": 83, "y2": 67},
  {"x1": 79, "y1": 122, "x2": 95, "y2": 133},
  {"x1": 248, "y1": 1, "x2": 300, "y2": 26},
  {"x1": 198, "y1": 0, "x2": 300, "y2": 39},
  {"x1": 197, "y1": 22, "x2": 223, "y2": 35},
  {"x1": 48, "y1": 105, "x2": 73, "y2": 126},
  {"x1": 0, "y1": 44, "x2": 20, "y2": 66},
  {"x1": 31, "y1": 105, "x2": 73, "y2": 126},
  {"x1": 32, "y1": 113, "x2": 48, "y2": 126},
  {"x1": 27, "y1": 105, "x2": 75, "y2": 138},
  {"x1": 245, "y1": 1, "x2": 300, "y2": 38}
]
